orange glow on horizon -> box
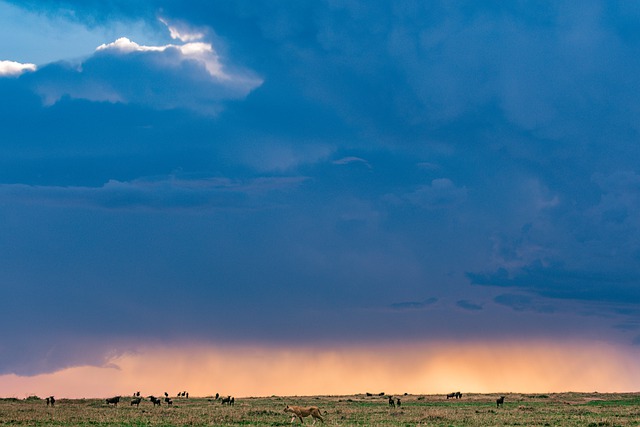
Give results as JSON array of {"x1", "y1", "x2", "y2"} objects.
[{"x1": 1, "y1": 340, "x2": 639, "y2": 399}]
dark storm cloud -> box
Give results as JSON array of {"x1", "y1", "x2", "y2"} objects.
[
  {"x1": 2, "y1": 0, "x2": 640, "y2": 375},
  {"x1": 0, "y1": 338, "x2": 122, "y2": 377},
  {"x1": 456, "y1": 300, "x2": 483, "y2": 312},
  {"x1": 403, "y1": 178, "x2": 468, "y2": 210},
  {"x1": 0, "y1": 175, "x2": 306, "y2": 211},
  {"x1": 469, "y1": 264, "x2": 640, "y2": 305},
  {"x1": 389, "y1": 297, "x2": 438, "y2": 312},
  {"x1": 493, "y1": 294, "x2": 555, "y2": 314}
]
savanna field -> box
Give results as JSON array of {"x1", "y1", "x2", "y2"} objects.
[{"x1": 1, "y1": 392, "x2": 639, "y2": 426}]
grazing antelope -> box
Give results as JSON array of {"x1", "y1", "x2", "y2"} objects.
[
  {"x1": 148, "y1": 396, "x2": 161, "y2": 406},
  {"x1": 496, "y1": 396, "x2": 505, "y2": 408}
]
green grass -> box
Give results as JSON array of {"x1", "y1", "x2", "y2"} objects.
[
  {"x1": 0, "y1": 392, "x2": 639, "y2": 426},
  {"x1": 585, "y1": 396, "x2": 640, "y2": 406}
]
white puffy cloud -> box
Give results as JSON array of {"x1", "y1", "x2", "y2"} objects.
[
  {"x1": 96, "y1": 37, "x2": 228, "y2": 80},
  {"x1": 159, "y1": 17, "x2": 205, "y2": 42},
  {"x1": 0, "y1": 60, "x2": 36, "y2": 77},
  {"x1": 96, "y1": 37, "x2": 165, "y2": 53},
  {"x1": 28, "y1": 33, "x2": 262, "y2": 113}
]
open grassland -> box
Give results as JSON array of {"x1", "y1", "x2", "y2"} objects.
[{"x1": 1, "y1": 392, "x2": 639, "y2": 426}]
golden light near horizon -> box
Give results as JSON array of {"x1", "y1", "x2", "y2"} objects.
[{"x1": 1, "y1": 340, "x2": 639, "y2": 399}]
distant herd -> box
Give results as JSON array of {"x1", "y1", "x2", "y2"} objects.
[
  {"x1": 92, "y1": 390, "x2": 236, "y2": 408},
  {"x1": 40, "y1": 390, "x2": 509, "y2": 423}
]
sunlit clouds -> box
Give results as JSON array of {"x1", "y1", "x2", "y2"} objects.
[
  {"x1": 159, "y1": 17, "x2": 205, "y2": 42},
  {"x1": 1, "y1": 341, "x2": 638, "y2": 399},
  {"x1": 96, "y1": 37, "x2": 228, "y2": 80},
  {"x1": 28, "y1": 36, "x2": 262, "y2": 112},
  {"x1": 10, "y1": 14, "x2": 262, "y2": 113},
  {"x1": 92, "y1": 16, "x2": 261, "y2": 89},
  {"x1": 0, "y1": 60, "x2": 36, "y2": 76}
]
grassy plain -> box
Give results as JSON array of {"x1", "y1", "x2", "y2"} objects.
[{"x1": 1, "y1": 392, "x2": 639, "y2": 426}]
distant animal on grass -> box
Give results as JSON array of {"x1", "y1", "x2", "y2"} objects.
[
  {"x1": 447, "y1": 392, "x2": 456, "y2": 399},
  {"x1": 378, "y1": 392, "x2": 385, "y2": 396},
  {"x1": 497, "y1": 396, "x2": 505, "y2": 408},
  {"x1": 106, "y1": 396, "x2": 120, "y2": 406},
  {"x1": 148, "y1": 396, "x2": 161, "y2": 406},
  {"x1": 284, "y1": 405, "x2": 324, "y2": 424},
  {"x1": 165, "y1": 397, "x2": 173, "y2": 405},
  {"x1": 164, "y1": 392, "x2": 169, "y2": 397},
  {"x1": 456, "y1": 392, "x2": 462, "y2": 399},
  {"x1": 131, "y1": 397, "x2": 142, "y2": 407},
  {"x1": 396, "y1": 398, "x2": 401, "y2": 407},
  {"x1": 215, "y1": 393, "x2": 219, "y2": 400},
  {"x1": 46, "y1": 396, "x2": 55, "y2": 407},
  {"x1": 221, "y1": 395, "x2": 233, "y2": 405},
  {"x1": 366, "y1": 392, "x2": 373, "y2": 397},
  {"x1": 388, "y1": 396, "x2": 395, "y2": 407}
]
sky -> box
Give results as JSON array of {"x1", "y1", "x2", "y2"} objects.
[{"x1": 1, "y1": 0, "x2": 640, "y2": 398}]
